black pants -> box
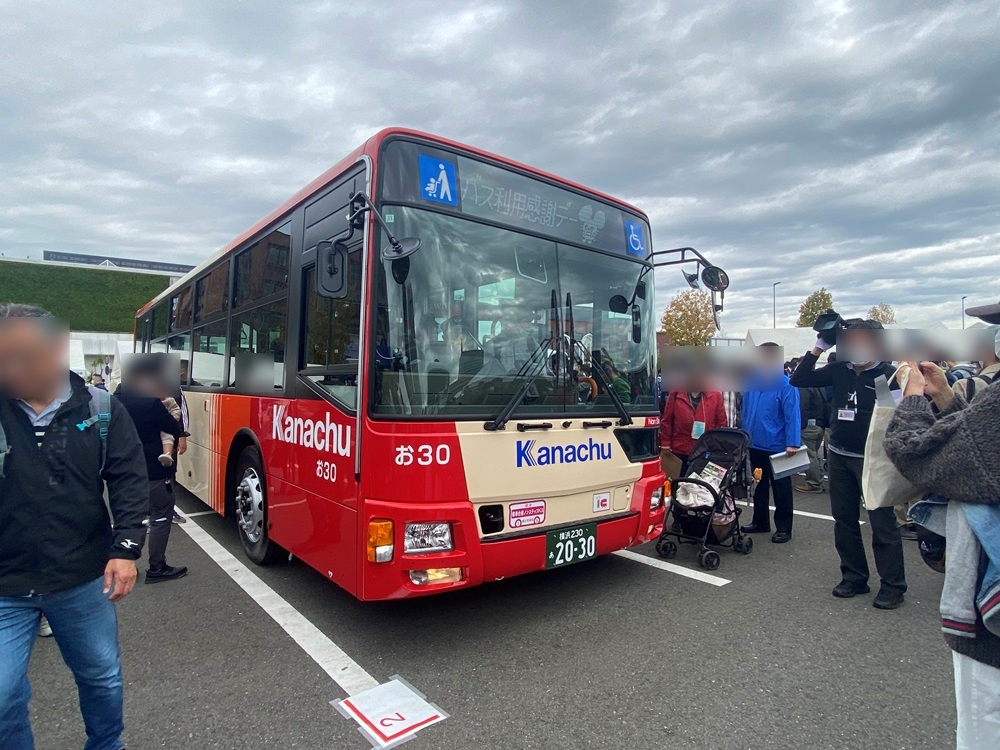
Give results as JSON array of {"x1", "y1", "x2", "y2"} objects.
[
  {"x1": 749, "y1": 448, "x2": 794, "y2": 533},
  {"x1": 147, "y1": 478, "x2": 174, "y2": 571},
  {"x1": 828, "y1": 451, "x2": 906, "y2": 594}
]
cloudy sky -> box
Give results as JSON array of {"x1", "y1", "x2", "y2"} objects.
[{"x1": 2, "y1": 0, "x2": 998, "y2": 333}]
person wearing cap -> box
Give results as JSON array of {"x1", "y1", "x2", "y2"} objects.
[{"x1": 791, "y1": 319, "x2": 907, "y2": 609}]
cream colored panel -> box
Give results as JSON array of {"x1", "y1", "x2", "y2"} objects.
[
  {"x1": 176, "y1": 392, "x2": 212, "y2": 503},
  {"x1": 456, "y1": 422, "x2": 646, "y2": 537},
  {"x1": 613, "y1": 485, "x2": 631, "y2": 511},
  {"x1": 456, "y1": 422, "x2": 642, "y2": 503}
]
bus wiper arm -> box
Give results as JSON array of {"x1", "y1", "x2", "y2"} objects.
[
  {"x1": 573, "y1": 341, "x2": 633, "y2": 426},
  {"x1": 487, "y1": 290, "x2": 561, "y2": 432},
  {"x1": 484, "y1": 336, "x2": 553, "y2": 432}
]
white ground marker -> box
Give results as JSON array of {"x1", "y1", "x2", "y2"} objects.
[
  {"x1": 733, "y1": 499, "x2": 864, "y2": 524},
  {"x1": 613, "y1": 550, "x2": 731, "y2": 586},
  {"x1": 178, "y1": 518, "x2": 379, "y2": 696}
]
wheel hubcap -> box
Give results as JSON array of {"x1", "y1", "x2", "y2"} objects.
[{"x1": 235, "y1": 468, "x2": 264, "y2": 544}]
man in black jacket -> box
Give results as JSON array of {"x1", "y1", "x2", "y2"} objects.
[
  {"x1": 791, "y1": 319, "x2": 907, "y2": 610},
  {"x1": 0, "y1": 304, "x2": 148, "y2": 750},
  {"x1": 117, "y1": 357, "x2": 187, "y2": 584}
]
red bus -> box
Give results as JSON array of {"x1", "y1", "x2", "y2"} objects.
[{"x1": 136, "y1": 128, "x2": 669, "y2": 599}]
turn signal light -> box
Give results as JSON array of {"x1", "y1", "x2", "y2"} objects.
[{"x1": 367, "y1": 519, "x2": 394, "y2": 563}]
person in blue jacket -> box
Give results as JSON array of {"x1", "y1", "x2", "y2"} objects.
[{"x1": 739, "y1": 342, "x2": 802, "y2": 543}]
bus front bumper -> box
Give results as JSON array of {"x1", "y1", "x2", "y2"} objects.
[{"x1": 360, "y1": 476, "x2": 665, "y2": 600}]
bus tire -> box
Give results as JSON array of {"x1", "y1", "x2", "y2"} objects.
[{"x1": 234, "y1": 445, "x2": 283, "y2": 565}]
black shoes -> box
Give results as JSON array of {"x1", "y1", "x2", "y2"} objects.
[
  {"x1": 145, "y1": 565, "x2": 188, "y2": 584},
  {"x1": 832, "y1": 581, "x2": 871, "y2": 598},
  {"x1": 873, "y1": 589, "x2": 905, "y2": 610},
  {"x1": 740, "y1": 524, "x2": 771, "y2": 534},
  {"x1": 771, "y1": 531, "x2": 792, "y2": 544}
]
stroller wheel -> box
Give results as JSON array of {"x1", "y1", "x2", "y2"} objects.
[
  {"x1": 698, "y1": 550, "x2": 721, "y2": 571},
  {"x1": 735, "y1": 536, "x2": 754, "y2": 555},
  {"x1": 655, "y1": 540, "x2": 678, "y2": 559}
]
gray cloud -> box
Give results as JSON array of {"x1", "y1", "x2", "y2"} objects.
[{"x1": 1, "y1": 0, "x2": 998, "y2": 332}]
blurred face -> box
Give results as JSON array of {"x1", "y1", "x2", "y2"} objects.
[
  {"x1": 840, "y1": 329, "x2": 879, "y2": 366},
  {"x1": 0, "y1": 318, "x2": 68, "y2": 400}
]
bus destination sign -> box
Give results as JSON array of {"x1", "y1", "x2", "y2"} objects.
[{"x1": 380, "y1": 140, "x2": 651, "y2": 259}]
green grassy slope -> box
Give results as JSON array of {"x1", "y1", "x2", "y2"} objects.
[{"x1": 0, "y1": 262, "x2": 170, "y2": 332}]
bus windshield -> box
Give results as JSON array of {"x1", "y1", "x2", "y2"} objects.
[{"x1": 371, "y1": 206, "x2": 656, "y2": 419}]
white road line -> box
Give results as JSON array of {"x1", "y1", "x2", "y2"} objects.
[
  {"x1": 179, "y1": 510, "x2": 216, "y2": 518},
  {"x1": 612, "y1": 550, "x2": 731, "y2": 586},
  {"x1": 733, "y1": 500, "x2": 864, "y2": 525},
  {"x1": 178, "y1": 518, "x2": 379, "y2": 696}
]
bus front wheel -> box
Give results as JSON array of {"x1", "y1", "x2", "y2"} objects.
[{"x1": 234, "y1": 446, "x2": 284, "y2": 565}]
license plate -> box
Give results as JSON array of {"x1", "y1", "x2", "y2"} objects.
[{"x1": 545, "y1": 523, "x2": 597, "y2": 569}]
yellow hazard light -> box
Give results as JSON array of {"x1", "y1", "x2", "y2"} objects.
[
  {"x1": 409, "y1": 568, "x2": 463, "y2": 586},
  {"x1": 367, "y1": 519, "x2": 394, "y2": 563}
]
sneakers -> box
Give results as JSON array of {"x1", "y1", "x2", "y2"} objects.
[
  {"x1": 172, "y1": 510, "x2": 186, "y2": 524},
  {"x1": 145, "y1": 565, "x2": 188, "y2": 584},
  {"x1": 38, "y1": 616, "x2": 53, "y2": 638},
  {"x1": 158, "y1": 453, "x2": 174, "y2": 467},
  {"x1": 899, "y1": 524, "x2": 918, "y2": 541}
]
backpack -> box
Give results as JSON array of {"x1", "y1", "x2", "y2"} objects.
[
  {"x1": 0, "y1": 386, "x2": 111, "y2": 479},
  {"x1": 960, "y1": 370, "x2": 997, "y2": 403}
]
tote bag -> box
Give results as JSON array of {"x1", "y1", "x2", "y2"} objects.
[{"x1": 862, "y1": 374, "x2": 924, "y2": 511}]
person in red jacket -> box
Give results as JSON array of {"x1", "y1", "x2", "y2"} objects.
[{"x1": 659, "y1": 389, "x2": 728, "y2": 476}]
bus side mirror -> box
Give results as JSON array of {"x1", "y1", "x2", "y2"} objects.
[{"x1": 316, "y1": 241, "x2": 348, "y2": 299}]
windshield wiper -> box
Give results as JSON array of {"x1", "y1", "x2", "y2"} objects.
[
  {"x1": 484, "y1": 290, "x2": 559, "y2": 432},
  {"x1": 573, "y1": 340, "x2": 632, "y2": 426}
]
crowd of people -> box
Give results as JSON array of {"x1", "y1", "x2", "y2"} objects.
[
  {"x1": 2, "y1": 294, "x2": 1000, "y2": 748},
  {"x1": 657, "y1": 301, "x2": 1000, "y2": 746}
]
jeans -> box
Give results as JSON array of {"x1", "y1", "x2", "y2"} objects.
[
  {"x1": 0, "y1": 577, "x2": 124, "y2": 750},
  {"x1": 954, "y1": 651, "x2": 1000, "y2": 749},
  {"x1": 749, "y1": 447, "x2": 794, "y2": 533},
  {"x1": 801, "y1": 424, "x2": 824, "y2": 489},
  {"x1": 147, "y1": 477, "x2": 175, "y2": 570},
  {"x1": 828, "y1": 450, "x2": 907, "y2": 594}
]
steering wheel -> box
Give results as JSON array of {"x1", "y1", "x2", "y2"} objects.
[{"x1": 577, "y1": 374, "x2": 598, "y2": 402}]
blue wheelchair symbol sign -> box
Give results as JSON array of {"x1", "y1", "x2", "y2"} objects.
[
  {"x1": 623, "y1": 220, "x2": 646, "y2": 257},
  {"x1": 419, "y1": 155, "x2": 459, "y2": 207}
]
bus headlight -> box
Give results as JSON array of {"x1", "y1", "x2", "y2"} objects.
[
  {"x1": 403, "y1": 523, "x2": 454, "y2": 554},
  {"x1": 650, "y1": 486, "x2": 665, "y2": 512}
]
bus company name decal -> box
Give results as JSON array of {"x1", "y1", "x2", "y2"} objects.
[
  {"x1": 272, "y1": 404, "x2": 352, "y2": 457},
  {"x1": 515, "y1": 438, "x2": 612, "y2": 468}
]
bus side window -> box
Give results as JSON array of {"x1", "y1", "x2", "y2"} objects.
[{"x1": 301, "y1": 254, "x2": 363, "y2": 408}]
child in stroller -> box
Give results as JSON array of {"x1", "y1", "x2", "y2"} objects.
[{"x1": 655, "y1": 427, "x2": 757, "y2": 570}]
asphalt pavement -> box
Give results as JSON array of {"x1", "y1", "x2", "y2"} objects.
[{"x1": 29, "y1": 484, "x2": 953, "y2": 750}]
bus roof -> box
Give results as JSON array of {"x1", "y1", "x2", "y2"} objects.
[{"x1": 136, "y1": 127, "x2": 650, "y2": 316}]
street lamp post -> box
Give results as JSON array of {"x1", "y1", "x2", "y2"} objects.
[
  {"x1": 962, "y1": 296, "x2": 968, "y2": 329},
  {"x1": 772, "y1": 282, "x2": 781, "y2": 329}
]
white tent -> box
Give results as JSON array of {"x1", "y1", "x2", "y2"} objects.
[
  {"x1": 69, "y1": 340, "x2": 86, "y2": 376},
  {"x1": 745, "y1": 328, "x2": 832, "y2": 362}
]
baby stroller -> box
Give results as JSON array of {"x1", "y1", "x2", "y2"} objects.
[{"x1": 655, "y1": 427, "x2": 756, "y2": 570}]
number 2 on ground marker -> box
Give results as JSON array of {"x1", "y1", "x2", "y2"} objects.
[{"x1": 379, "y1": 712, "x2": 405, "y2": 727}]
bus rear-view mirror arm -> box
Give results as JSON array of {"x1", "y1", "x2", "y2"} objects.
[{"x1": 348, "y1": 192, "x2": 422, "y2": 262}]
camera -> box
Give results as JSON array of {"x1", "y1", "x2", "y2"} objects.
[{"x1": 813, "y1": 310, "x2": 845, "y2": 346}]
